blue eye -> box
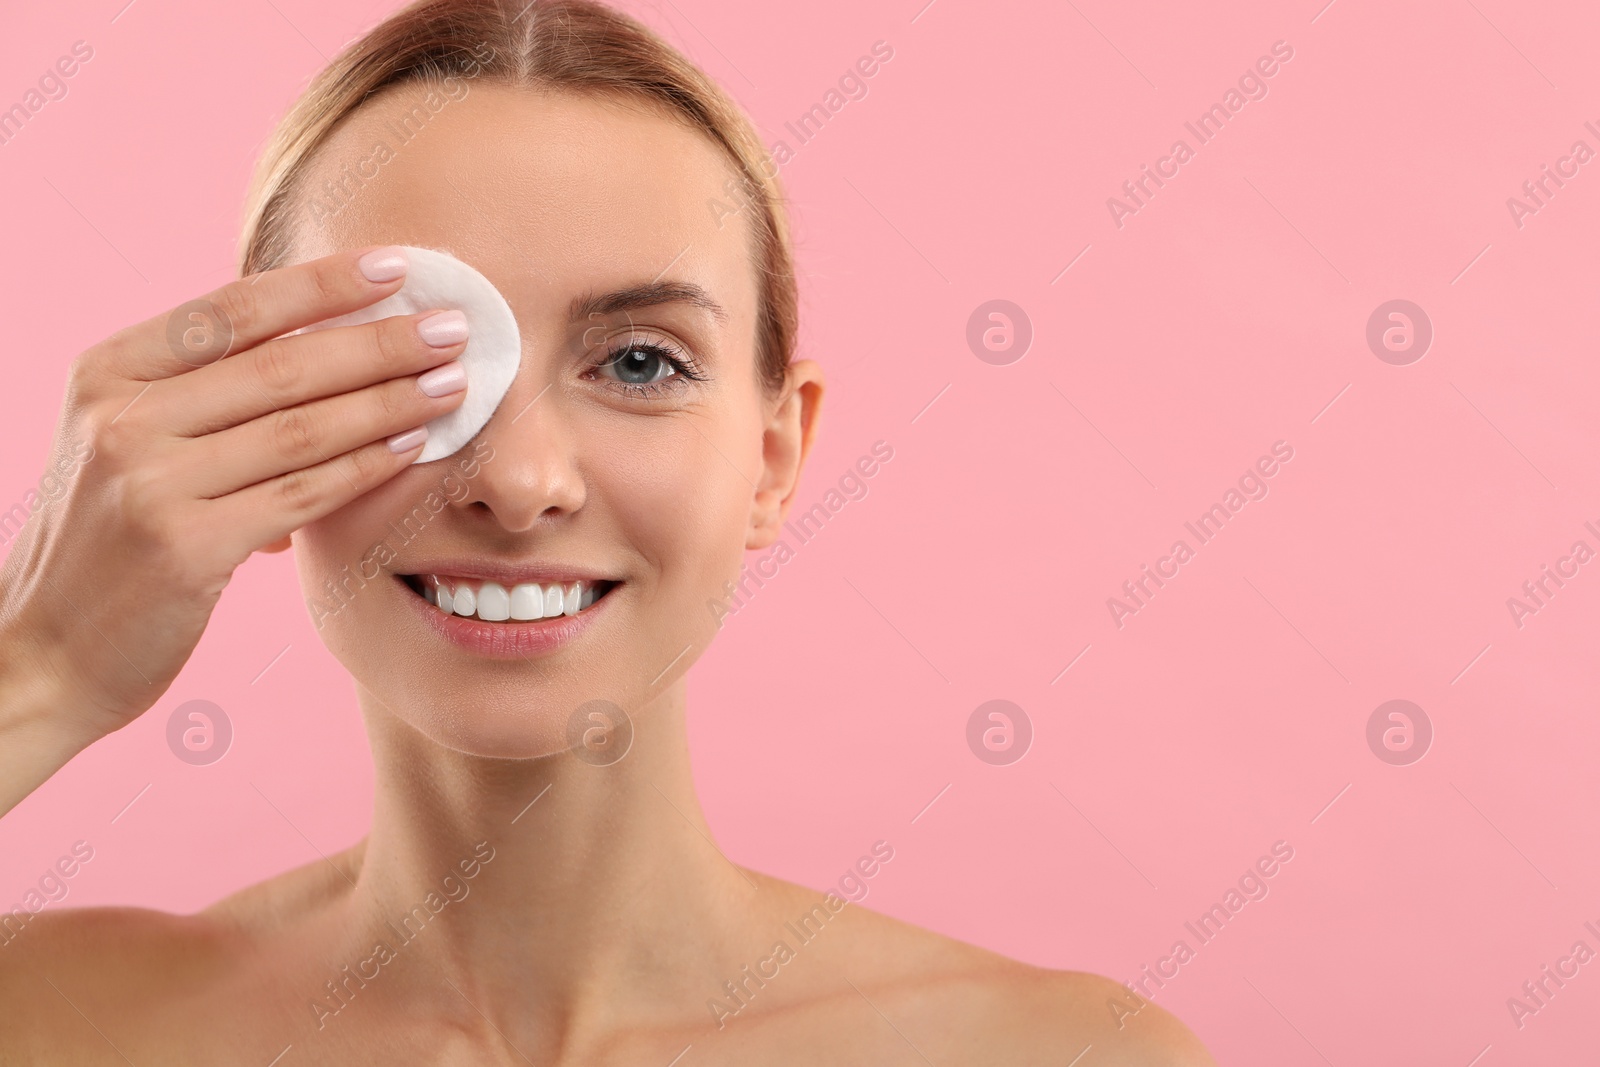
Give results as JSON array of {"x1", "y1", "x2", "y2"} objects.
[
  {"x1": 604, "y1": 342, "x2": 679, "y2": 385},
  {"x1": 591, "y1": 335, "x2": 707, "y2": 398}
]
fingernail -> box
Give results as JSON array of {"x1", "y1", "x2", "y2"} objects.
[
  {"x1": 387, "y1": 425, "x2": 428, "y2": 453},
  {"x1": 418, "y1": 361, "x2": 468, "y2": 397},
  {"x1": 360, "y1": 246, "x2": 409, "y2": 283},
  {"x1": 417, "y1": 310, "x2": 469, "y2": 347}
]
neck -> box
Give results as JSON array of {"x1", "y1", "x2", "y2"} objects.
[{"x1": 338, "y1": 680, "x2": 766, "y2": 1045}]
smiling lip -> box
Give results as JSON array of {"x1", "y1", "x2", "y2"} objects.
[
  {"x1": 397, "y1": 573, "x2": 617, "y2": 658},
  {"x1": 398, "y1": 559, "x2": 618, "y2": 586}
]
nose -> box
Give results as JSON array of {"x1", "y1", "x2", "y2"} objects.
[{"x1": 455, "y1": 377, "x2": 586, "y2": 532}]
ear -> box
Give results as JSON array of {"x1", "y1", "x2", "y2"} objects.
[
  {"x1": 257, "y1": 535, "x2": 293, "y2": 554},
  {"x1": 749, "y1": 359, "x2": 824, "y2": 550}
]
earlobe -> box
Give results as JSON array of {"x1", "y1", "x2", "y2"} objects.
[
  {"x1": 258, "y1": 535, "x2": 294, "y2": 554},
  {"x1": 748, "y1": 359, "x2": 825, "y2": 550}
]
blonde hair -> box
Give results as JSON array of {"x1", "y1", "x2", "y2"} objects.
[{"x1": 237, "y1": 0, "x2": 796, "y2": 394}]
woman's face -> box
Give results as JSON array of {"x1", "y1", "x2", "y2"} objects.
[{"x1": 284, "y1": 83, "x2": 790, "y2": 757}]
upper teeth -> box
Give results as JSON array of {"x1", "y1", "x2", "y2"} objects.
[{"x1": 420, "y1": 576, "x2": 601, "y2": 621}]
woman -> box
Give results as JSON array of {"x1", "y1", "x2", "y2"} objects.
[{"x1": 0, "y1": 1, "x2": 1215, "y2": 1061}]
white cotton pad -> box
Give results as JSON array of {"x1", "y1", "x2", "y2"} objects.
[{"x1": 300, "y1": 245, "x2": 521, "y2": 464}]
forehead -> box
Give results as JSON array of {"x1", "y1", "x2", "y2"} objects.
[{"x1": 288, "y1": 82, "x2": 756, "y2": 327}]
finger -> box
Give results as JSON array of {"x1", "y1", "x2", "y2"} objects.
[
  {"x1": 181, "y1": 363, "x2": 468, "y2": 499},
  {"x1": 209, "y1": 430, "x2": 436, "y2": 558},
  {"x1": 99, "y1": 246, "x2": 413, "y2": 382},
  {"x1": 146, "y1": 308, "x2": 469, "y2": 438}
]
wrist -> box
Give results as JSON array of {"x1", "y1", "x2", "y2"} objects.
[{"x1": 0, "y1": 636, "x2": 106, "y2": 781}]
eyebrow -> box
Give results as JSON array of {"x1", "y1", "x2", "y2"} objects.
[{"x1": 568, "y1": 281, "x2": 730, "y2": 325}]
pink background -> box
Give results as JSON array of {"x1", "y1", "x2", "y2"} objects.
[{"x1": 3, "y1": 0, "x2": 1599, "y2": 1061}]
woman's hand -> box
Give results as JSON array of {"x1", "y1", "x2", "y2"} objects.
[{"x1": 0, "y1": 246, "x2": 471, "y2": 799}]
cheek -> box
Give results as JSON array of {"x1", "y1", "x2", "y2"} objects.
[
  {"x1": 601, "y1": 412, "x2": 758, "y2": 598},
  {"x1": 293, "y1": 479, "x2": 413, "y2": 594},
  {"x1": 290, "y1": 472, "x2": 446, "y2": 667}
]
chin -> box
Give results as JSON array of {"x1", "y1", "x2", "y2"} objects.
[{"x1": 383, "y1": 698, "x2": 581, "y2": 760}]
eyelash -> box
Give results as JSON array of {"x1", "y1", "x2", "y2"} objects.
[{"x1": 587, "y1": 334, "x2": 708, "y2": 399}]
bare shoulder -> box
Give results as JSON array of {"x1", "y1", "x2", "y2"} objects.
[
  {"x1": 0, "y1": 849, "x2": 351, "y2": 1059},
  {"x1": 0, "y1": 842, "x2": 352, "y2": 973},
  {"x1": 0, "y1": 901, "x2": 234, "y2": 989},
  {"x1": 765, "y1": 881, "x2": 1216, "y2": 1066},
  {"x1": 0, "y1": 902, "x2": 237, "y2": 1059},
  {"x1": 968, "y1": 963, "x2": 1218, "y2": 1066}
]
